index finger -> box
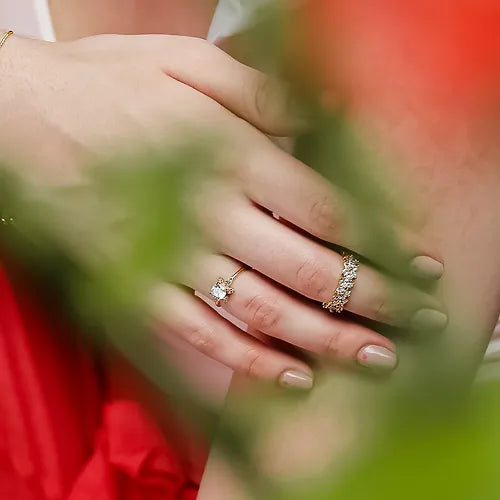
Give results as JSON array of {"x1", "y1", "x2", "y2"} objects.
[
  {"x1": 146, "y1": 35, "x2": 301, "y2": 136},
  {"x1": 237, "y1": 136, "x2": 444, "y2": 280}
]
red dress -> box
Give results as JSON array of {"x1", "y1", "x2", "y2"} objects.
[{"x1": 0, "y1": 262, "x2": 203, "y2": 499}]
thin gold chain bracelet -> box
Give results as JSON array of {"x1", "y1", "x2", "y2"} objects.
[
  {"x1": 0, "y1": 30, "x2": 15, "y2": 227},
  {"x1": 0, "y1": 30, "x2": 14, "y2": 51}
]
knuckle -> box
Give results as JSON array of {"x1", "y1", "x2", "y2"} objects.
[
  {"x1": 192, "y1": 36, "x2": 212, "y2": 48},
  {"x1": 246, "y1": 73, "x2": 279, "y2": 127},
  {"x1": 308, "y1": 195, "x2": 339, "y2": 238},
  {"x1": 359, "y1": 269, "x2": 397, "y2": 324},
  {"x1": 243, "y1": 294, "x2": 281, "y2": 332},
  {"x1": 74, "y1": 33, "x2": 116, "y2": 50},
  {"x1": 174, "y1": 36, "x2": 223, "y2": 68},
  {"x1": 192, "y1": 37, "x2": 220, "y2": 57},
  {"x1": 186, "y1": 323, "x2": 219, "y2": 357},
  {"x1": 322, "y1": 329, "x2": 342, "y2": 357},
  {"x1": 295, "y1": 258, "x2": 329, "y2": 299},
  {"x1": 239, "y1": 348, "x2": 264, "y2": 378},
  {"x1": 253, "y1": 74, "x2": 271, "y2": 119},
  {"x1": 371, "y1": 281, "x2": 409, "y2": 325},
  {"x1": 372, "y1": 292, "x2": 391, "y2": 323},
  {"x1": 181, "y1": 35, "x2": 213, "y2": 52}
]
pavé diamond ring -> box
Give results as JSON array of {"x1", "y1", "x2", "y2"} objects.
[
  {"x1": 322, "y1": 252, "x2": 360, "y2": 314},
  {"x1": 210, "y1": 266, "x2": 247, "y2": 307}
]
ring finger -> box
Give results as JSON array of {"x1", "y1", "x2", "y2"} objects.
[
  {"x1": 196, "y1": 190, "x2": 447, "y2": 331},
  {"x1": 183, "y1": 253, "x2": 398, "y2": 370},
  {"x1": 150, "y1": 282, "x2": 314, "y2": 389}
]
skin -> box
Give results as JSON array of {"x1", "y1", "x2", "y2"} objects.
[
  {"x1": 199, "y1": 6, "x2": 500, "y2": 498},
  {"x1": 0, "y1": 32, "x2": 447, "y2": 387},
  {"x1": 200, "y1": 158, "x2": 500, "y2": 499},
  {"x1": 2, "y1": 1, "x2": 498, "y2": 494},
  {"x1": 48, "y1": 0, "x2": 217, "y2": 40}
]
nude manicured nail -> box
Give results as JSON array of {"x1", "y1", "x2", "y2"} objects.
[
  {"x1": 410, "y1": 308, "x2": 448, "y2": 332},
  {"x1": 279, "y1": 370, "x2": 314, "y2": 390},
  {"x1": 410, "y1": 256, "x2": 444, "y2": 280},
  {"x1": 357, "y1": 345, "x2": 398, "y2": 371}
]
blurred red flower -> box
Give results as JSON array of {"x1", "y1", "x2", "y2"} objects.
[
  {"x1": 303, "y1": 0, "x2": 500, "y2": 114},
  {"x1": 292, "y1": 0, "x2": 500, "y2": 176}
]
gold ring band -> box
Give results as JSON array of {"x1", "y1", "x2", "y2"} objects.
[
  {"x1": 322, "y1": 252, "x2": 360, "y2": 314},
  {"x1": 210, "y1": 266, "x2": 247, "y2": 307},
  {"x1": 0, "y1": 31, "x2": 14, "y2": 51}
]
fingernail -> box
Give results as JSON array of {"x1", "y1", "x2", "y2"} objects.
[
  {"x1": 279, "y1": 370, "x2": 314, "y2": 390},
  {"x1": 410, "y1": 308, "x2": 448, "y2": 332},
  {"x1": 357, "y1": 345, "x2": 398, "y2": 371},
  {"x1": 410, "y1": 256, "x2": 444, "y2": 280}
]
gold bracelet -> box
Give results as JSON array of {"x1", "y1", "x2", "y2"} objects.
[
  {"x1": 0, "y1": 31, "x2": 14, "y2": 51},
  {"x1": 0, "y1": 30, "x2": 15, "y2": 228}
]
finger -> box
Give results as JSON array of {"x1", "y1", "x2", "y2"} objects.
[
  {"x1": 183, "y1": 253, "x2": 398, "y2": 370},
  {"x1": 150, "y1": 283, "x2": 314, "y2": 389},
  {"x1": 141, "y1": 33, "x2": 442, "y2": 277},
  {"x1": 142, "y1": 35, "x2": 300, "y2": 136},
  {"x1": 195, "y1": 191, "x2": 447, "y2": 330},
  {"x1": 141, "y1": 38, "x2": 440, "y2": 278},
  {"x1": 235, "y1": 136, "x2": 443, "y2": 280},
  {"x1": 169, "y1": 83, "x2": 441, "y2": 280}
]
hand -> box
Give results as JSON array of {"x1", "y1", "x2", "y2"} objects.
[{"x1": 1, "y1": 34, "x2": 446, "y2": 387}]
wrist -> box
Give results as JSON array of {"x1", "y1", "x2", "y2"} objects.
[
  {"x1": 0, "y1": 33, "x2": 29, "y2": 86},
  {"x1": 0, "y1": 32, "x2": 52, "y2": 81},
  {"x1": 0, "y1": 33, "x2": 49, "y2": 172},
  {"x1": 0, "y1": 30, "x2": 19, "y2": 61}
]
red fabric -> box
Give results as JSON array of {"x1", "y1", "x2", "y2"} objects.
[
  {"x1": 68, "y1": 401, "x2": 199, "y2": 500},
  {"x1": 0, "y1": 263, "x2": 201, "y2": 500}
]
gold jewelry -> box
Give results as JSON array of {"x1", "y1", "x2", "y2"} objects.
[
  {"x1": 0, "y1": 31, "x2": 14, "y2": 51},
  {"x1": 0, "y1": 215, "x2": 14, "y2": 225},
  {"x1": 0, "y1": 31, "x2": 17, "y2": 227},
  {"x1": 210, "y1": 267, "x2": 247, "y2": 307},
  {"x1": 322, "y1": 252, "x2": 360, "y2": 313}
]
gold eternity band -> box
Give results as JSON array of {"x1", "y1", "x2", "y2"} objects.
[{"x1": 322, "y1": 252, "x2": 360, "y2": 314}]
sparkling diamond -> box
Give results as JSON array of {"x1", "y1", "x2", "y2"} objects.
[{"x1": 211, "y1": 284, "x2": 227, "y2": 301}]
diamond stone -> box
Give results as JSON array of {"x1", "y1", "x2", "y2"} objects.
[
  {"x1": 211, "y1": 284, "x2": 227, "y2": 301},
  {"x1": 322, "y1": 252, "x2": 360, "y2": 313}
]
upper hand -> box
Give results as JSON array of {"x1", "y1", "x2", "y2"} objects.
[{"x1": 1, "y1": 34, "x2": 447, "y2": 386}]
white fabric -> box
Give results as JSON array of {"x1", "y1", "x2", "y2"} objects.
[
  {"x1": 0, "y1": 0, "x2": 54, "y2": 40},
  {"x1": 208, "y1": 0, "x2": 271, "y2": 43}
]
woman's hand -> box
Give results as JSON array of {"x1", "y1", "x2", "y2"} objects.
[{"x1": 0, "y1": 34, "x2": 446, "y2": 387}]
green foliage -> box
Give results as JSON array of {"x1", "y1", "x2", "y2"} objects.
[{"x1": 0, "y1": 4, "x2": 497, "y2": 499}]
